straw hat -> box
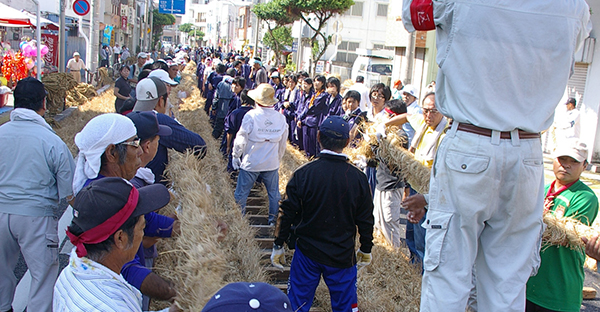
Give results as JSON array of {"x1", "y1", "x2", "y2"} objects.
[{"x1": 248, "y1": 83, "x2": 278, "y2": 106}]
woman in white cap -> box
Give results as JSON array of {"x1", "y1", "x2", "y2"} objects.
[{"x1": 66, "y1": 52, "x2": 86, "y2": 83}]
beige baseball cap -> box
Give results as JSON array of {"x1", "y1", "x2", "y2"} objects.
[{"x1": 554, "y1": 140, "x2": 588, "y2": 162}]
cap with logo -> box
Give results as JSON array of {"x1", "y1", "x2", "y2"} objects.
[
  {"x1": 319, "y1": 115, "x2": 350, "y2": 139},
  {"x1": 133, "y1": 77, "x2": 168, "y2": 112},
  {"x1": 202, "y1": 282, "x2": 291, "y2": 312}
]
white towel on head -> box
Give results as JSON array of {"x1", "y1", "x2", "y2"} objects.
[{"x1": 72, "y1": 113, "x2": 137, "y2": 194}]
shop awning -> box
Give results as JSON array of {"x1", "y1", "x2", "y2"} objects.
[{"x1": 0, "y1": 3, "x2": 34, "y2": 27}]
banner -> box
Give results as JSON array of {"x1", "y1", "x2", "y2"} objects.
[
  {"x1": 41, "y1": 33, "x2": 58, "y2": 67},
  {"x1": 102, "y1": 26, "x2": 113, "y2": 45},
  {"x1": 158, "y1": 0, "x2": 185, "y2": 15}
]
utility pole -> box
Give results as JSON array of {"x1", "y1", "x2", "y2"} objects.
[
  {"x1": 59, "y1": 0, "x2": 66, "y2": 73},
  {"x1": 89, "y1": 0, "x2": 100, "y2": 71},
  {"x1": 401, "y1": 32, "x2": 416, "y2": 85}
]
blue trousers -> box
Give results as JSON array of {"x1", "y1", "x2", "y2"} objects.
[
  {"x1": 297, "y1": 123, "x2": 304, "y2": 151},
  {"x1": 234, "y1": 169, "x2": 280, "y2": 224},
  {"x1": 302, "y1": 126, "x2": 318, "y2": 158},
  {"x1": 288, "y1": 247, "x2": 358, "y2": 312},
  {"x1": 405, "y1": 186, "x2": 426, "y2": 266}
]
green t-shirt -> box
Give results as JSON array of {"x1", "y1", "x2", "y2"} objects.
[{"x1": 526, "y1": 180, "x2": 599, "y2": 311}]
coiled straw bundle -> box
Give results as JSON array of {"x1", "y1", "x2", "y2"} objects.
[
  {"x1": 346, "y1": 122, "x2": 431, "y2": 194},
  {"x1": 346, "y1": 123, "x2": 598, "y2": 250}
]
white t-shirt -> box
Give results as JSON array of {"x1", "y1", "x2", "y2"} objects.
[{"x1": 66, "y1": 58, "x2": 86, "y2": 71}]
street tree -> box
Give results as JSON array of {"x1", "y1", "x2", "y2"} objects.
[
  {"x1": 282, "y1": 0, "x2": 354, "y2": 74},
  {"x1": 188, "y1": 29, "x2": 205, "y2": 45},
  {"x1": 152, "y1": 9, "x2": 176, "y2": 49},
  {"x1": 178, "y1": 23, "x2": 194, "y2": 33},
  {"x1": 262, "y1": 26, "x2": 293, "y2": 65},
  {"x1": 253, "y1": 0, "x2": 296, "y2": 66}
]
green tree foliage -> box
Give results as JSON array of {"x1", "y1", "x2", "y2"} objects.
[
  {"x1": 152, "y1": 9, "x2": 176, "y2": 48},
  {"x1": 188, "y1": 29, "x2": 205, "y2": 43},
  {"x1": 178, "y1": 23, "x2": 193, "y2": 33},
  {"x1": 268, "y1": 0, "x2": 353, "y2": 74},
  {"x1": 262, "y1": 26, "x2": 293, "y2": 66},
  {"x1": 253, "y1": 0, "x2": 296, "y2": 66}
]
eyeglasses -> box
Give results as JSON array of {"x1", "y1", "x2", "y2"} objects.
[
  {"x1": 422, "y1": 108, "x2": 439, "y2": 115},
  {"x1": 118, "y1": 138, "x2": 141, "y2": 148},
  {"x1": 371, "y1": 93, "x2": 385, "y2": 100}
]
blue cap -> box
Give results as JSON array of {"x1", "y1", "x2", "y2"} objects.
[
  {"x1": 202, "y1": 282, "x2": 291, "y2": 312},
  {"x1": 319, "y1": 115, "x2": 350, "y2": 139},
  {"x1": 126, "y1": 111, "x2": 172, "y2": 141}
]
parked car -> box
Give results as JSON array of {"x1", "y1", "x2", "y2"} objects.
[{"x1": 351, "y1": 48, "x2": 394, "y2": 88}]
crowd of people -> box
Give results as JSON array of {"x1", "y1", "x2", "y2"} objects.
[{"x1": 0, "y1": 1, "x2": 598, "y2": 311}]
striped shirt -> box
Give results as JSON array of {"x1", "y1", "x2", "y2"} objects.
[{"x1": 53, "y1": 248, "x2": 169, "y2": 312}]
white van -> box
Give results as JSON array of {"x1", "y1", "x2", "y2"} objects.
[{"x1": 351, "y1": 49, "x2": 394, "y2": 88}]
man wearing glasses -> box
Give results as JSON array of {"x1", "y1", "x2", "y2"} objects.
[
  {"x1": 401, "y1": 92, "x2": 447, "y2": 264},
  {"x1": 72, "y1": 112, "x2": 177, "y2": 304}
]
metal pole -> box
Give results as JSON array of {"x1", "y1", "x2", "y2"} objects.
[
  {"x1": 33, "y1": 0, "x2": 41, "y2": 79},
  {"x1": 89, "y1": 0, "x2": 99, "y2": 71},
  {"x1": 296, "y1": 19, "x2": 302, "y2": 71},
  {"x1": 58, "y1": 0, "x2": 66, "y2": 73},
  {"x1": 401, "y1": 32, "x2": 416, "y2": 85},
  {"x1": 78, "y1": 16, "x2": 90, "y2": 81}
]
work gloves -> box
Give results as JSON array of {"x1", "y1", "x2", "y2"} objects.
[
  {"x1": 232, "y1": 157, "x2": 241, "y2": 170},
  {"x1": 356, "y1": 249, "x2": 372, "y2": 269},
  {"x1": 271, "y1": 244, "x2": 285, "y2": 270}
]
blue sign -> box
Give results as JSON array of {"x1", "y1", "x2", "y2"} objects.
[
  {"x1": 102, "y1": 26, "x2": 113, "y2": 45},
  {"x1": 158, "y1": 0, "x2": 185, "y2": 15},
  {"x1": 292, "y1": 41, "x2": 298, "y2": 52}
]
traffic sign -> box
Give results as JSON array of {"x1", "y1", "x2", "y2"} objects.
[{"x1": 72, "y1": 0, "x2": 90, "y2": 16}]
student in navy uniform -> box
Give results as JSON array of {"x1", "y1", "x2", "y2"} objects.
[
  {"x1": 281, "y1": 75, "x2": 301, "y2": 144},
  {"x1": 219, "y1": 76, "x2": 246, "y2": 156},
  {"x1": 270, "y1": 71, "x2": 285, "y2": 96},
  {"x1": 212, "y1": 68, "x2": 236, "y2": 140},
  {"x1": 295, "y1": 78, "x2": 313, "y2": 152},
  {"x1": 297, "y1": 75, "x2": 329, "y2": 158},
  {"x1": 242, "y1": 57, "x2": 253, "y2": 89},
  {"x1": 231, "y1": 60, "x2": 243, "y2": 77},
  {"x1": 226, "y1": 77, "x2": 246, "y2": 117},
  {"x1": 225, "y1": 90, "x2": 255, "y2": 172},
  {"x1": 196, "y1": 55, "x2": 206, "y2": 96},
  {"x1": 271, "y1": 115, "x2": 374, "y2": 312},
  {"x1": 325, "y1": 76, "x2": 343, "y2": 117},
  {"x1": 341, "y1": 90, "x2": 366, "y2": 144},
  {"x1": 205, "y1": 63, "x2": 225, "y2": 116},
  {"x1": 133, "y1": 77, "x2": 207, "y2": 185}
]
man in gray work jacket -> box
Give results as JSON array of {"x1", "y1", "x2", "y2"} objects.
[{"x1": 0, "y1": 77, "x2": 75, "y2": 312}]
